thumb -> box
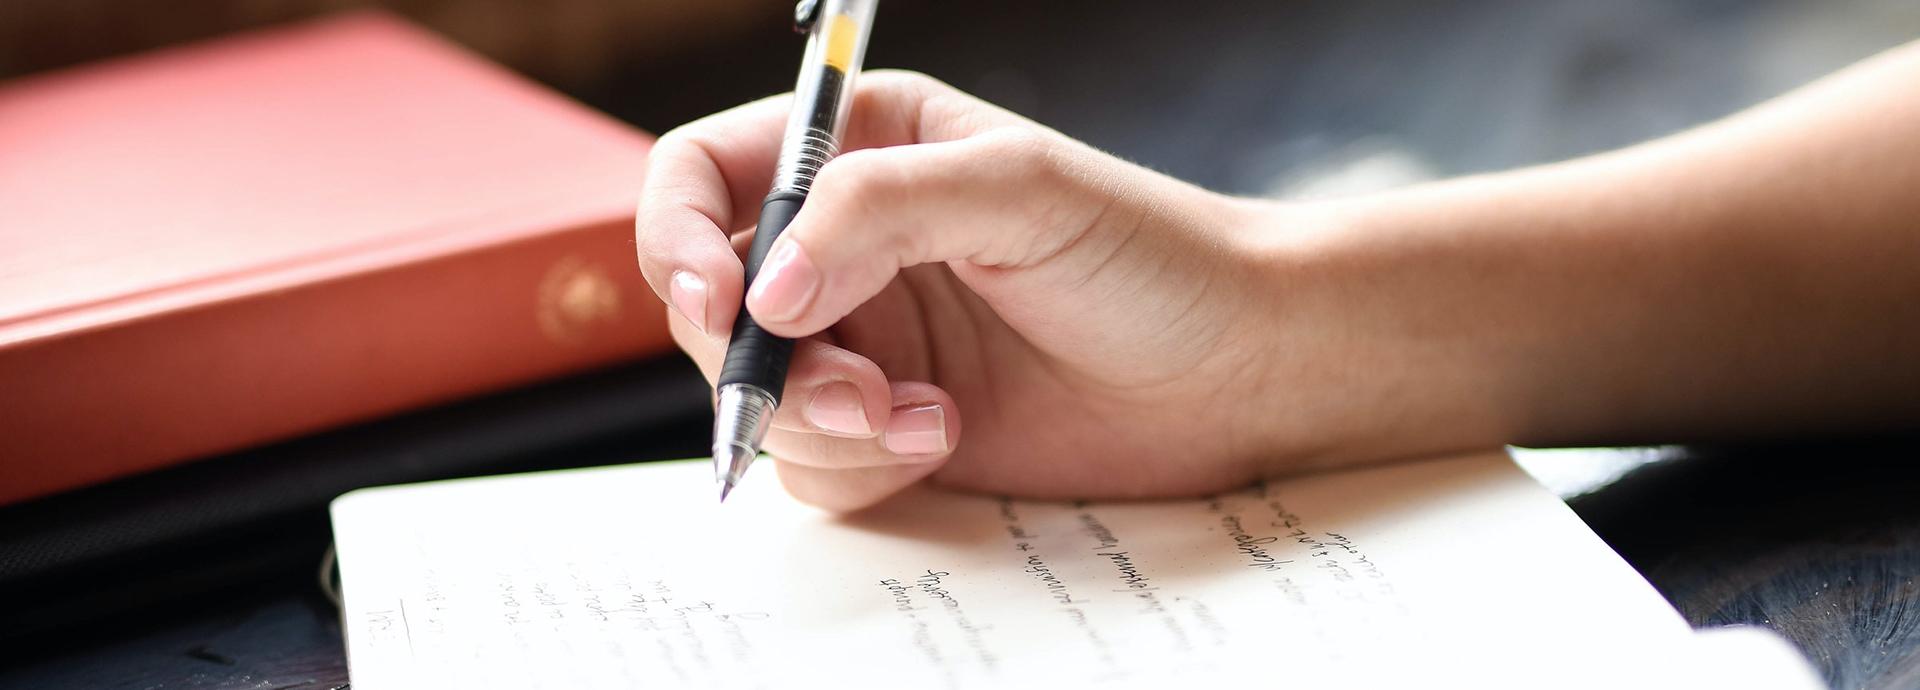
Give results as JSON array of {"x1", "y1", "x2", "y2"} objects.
[{"x1": 743, "y1": 128, "x2": 1106, "y2": 337}]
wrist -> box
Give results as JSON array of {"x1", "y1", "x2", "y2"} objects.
[{"x1": 1224, "y1": 190, "x2": 1530, "y2": 473}]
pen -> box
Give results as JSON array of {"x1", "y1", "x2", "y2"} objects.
[{"x1": 713, "y1": 0, "x2": 878, "y2": 502}]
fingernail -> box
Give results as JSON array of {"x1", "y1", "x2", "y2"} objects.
[
  {"x1": 804, "y1": 381, "x2": 870, "y2": 436},
  {"x1": 884, "y1": 403, "x2": 948, "y2": 456},
  {"x1": 746, "y1": 240, "x2": 819, "y2": 324},
  {"x1": 669, "y1": 271, "x2": 708, "y2": 334}
]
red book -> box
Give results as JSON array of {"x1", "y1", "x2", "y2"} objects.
[{"x1": 0, "y1": 12, "x2": 669, "y2": 505}]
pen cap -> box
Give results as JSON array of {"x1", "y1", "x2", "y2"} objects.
[{"x1": 772, "y1": 0, "x2": 877, "y2": 194}]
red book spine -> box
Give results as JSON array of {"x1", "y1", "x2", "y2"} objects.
[{"x1": 0, "y1": 216, "x2": 671, "y2": 505}]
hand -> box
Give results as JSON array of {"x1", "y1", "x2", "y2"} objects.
[
  {"x1": 642, "y1": 44, "x2": 1920, "y2": 511},
  {"x1": 637, "y1": 72, "x2": 1369, "y2": 509}
]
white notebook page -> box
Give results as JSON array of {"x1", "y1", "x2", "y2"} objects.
[{"x1": 334, "y1": 452, "x2": 1741, "y2": 689}]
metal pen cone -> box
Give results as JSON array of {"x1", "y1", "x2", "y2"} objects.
[
  {"x1": 712, "y1": 441, "x2": 757, "y2": 503},
  {"x1": 711, "y1": 383, "x2": 776, "y2": 503}
]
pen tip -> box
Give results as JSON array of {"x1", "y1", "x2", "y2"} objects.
[{"x1": 719, "y1": 480, "x2": 735, "y2": 503}]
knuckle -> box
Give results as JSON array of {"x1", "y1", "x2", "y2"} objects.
[
  {"x1": 648, "y1": 123, "x2": 726, "y2": 171},
  {"x1": 649, "y1": 126, "x2": 701, "y2": 159},
  {"x1": 865, "y1": 69, "x2": 947, "y2": 96},
  {"x1": 970, "y1": 128, "x2": 1076, "y2": 201},
  {"x1": 820, "y1": 151, "x2": 919, "y2": 261},
  {"x1": 982, "y1": 127, "x2": 1058, "y2": 172},
  {"x1": 817, "y1": 148, "x2": 899, "y2": 198},
  {"x1": 816, "y1": 348, "x2": 882, "y2": 383}
]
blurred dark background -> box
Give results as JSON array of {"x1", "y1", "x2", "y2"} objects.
[
  {"x1": 2, "y1": 1, "x2": 1918, "y2": 688},
  {"x1": 10, "y1": 0, "x2": 1918, "y2": 196}
]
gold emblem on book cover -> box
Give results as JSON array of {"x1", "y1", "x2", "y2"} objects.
[{"x1": 537, "y1": 255, "x2": 622, "y2": 344}]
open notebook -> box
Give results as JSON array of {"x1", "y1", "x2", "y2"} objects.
[{"x1": 331, "y1": 453, "x2": 1826, "y2": 689}]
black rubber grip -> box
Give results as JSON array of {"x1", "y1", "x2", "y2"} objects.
[{"x1": 718, "y1": 191, "x2": 807, "y2": 404}]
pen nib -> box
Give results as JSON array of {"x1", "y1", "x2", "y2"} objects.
[
  {"x1": 712, "y1": 443, "x2": 756, "y2": 504},
  {"x1": 712, "y1": 383, "x2": 774, "y2": 505}
]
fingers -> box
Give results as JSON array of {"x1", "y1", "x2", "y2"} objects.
[
  {"x1": 764, "y1": 381, "x2": 959, "y2": 465},
  {"x1": 773, "y1": 461, "x2": 945, "y2": 513},
  {"x1": 770, "y1": 381, "x2": 960, "y2": 512},
  {"x1": 637, "y1": 71, "x2": 1011, "y2": 338},
  {"x1": 636, "y1": 95, "x2": 789, "y2": 336},
  {"x1": 639, "y1": 71, "x2": 1031, "y2": 509},
  {"x1": 670, "y1": 315, "x2": 891, "y2": 437},
  {"x1": 674, "y1": 313, "x2": 961, "y2": 511},
  {"x1": 743, "y1": 128, "x2": 1104, "y2": 337}
]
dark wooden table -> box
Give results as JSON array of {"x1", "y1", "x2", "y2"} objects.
[
  {"x1": 1571, "y1": 441, "x2": 1920, "y2": 689},
  {"x1": 5, "y1": 0, "x2": 1917, "y2": 687}
]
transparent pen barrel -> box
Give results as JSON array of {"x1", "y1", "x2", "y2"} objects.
[
  {"x1": 772, "y1": 127, "x2": 840, "y2": 195},
  {"x1": 771, "y1": 0, "x2": 876, "y2": 194}
]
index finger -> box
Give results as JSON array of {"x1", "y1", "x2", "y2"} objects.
[
  {"x1": 636, "y1": 94, "x2": 789, "y2": 335},
  {"x1": 634, "y1": 71, "x2": 1009, "y2": 336}
]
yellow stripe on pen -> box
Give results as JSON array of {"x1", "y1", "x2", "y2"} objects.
[{"x1": 823, "y1": 14, "x2": 858, "y2": 71}]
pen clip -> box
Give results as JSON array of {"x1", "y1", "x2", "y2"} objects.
[{"x1": 793, "y1": 0, "x2": 821, "y2": 33}]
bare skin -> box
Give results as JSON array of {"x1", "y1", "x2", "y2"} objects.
[{"x1": 635, "y1": 44, "x2": 1920, "y2": 511}]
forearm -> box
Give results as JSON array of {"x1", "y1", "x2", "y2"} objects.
[{"x1": 1267, "y1": 41, "x2": 1920, "y2": 452}]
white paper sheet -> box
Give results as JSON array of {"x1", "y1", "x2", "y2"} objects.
[{"x1": 331, "y1": 452, "x2": 1814, "y2": 689}]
